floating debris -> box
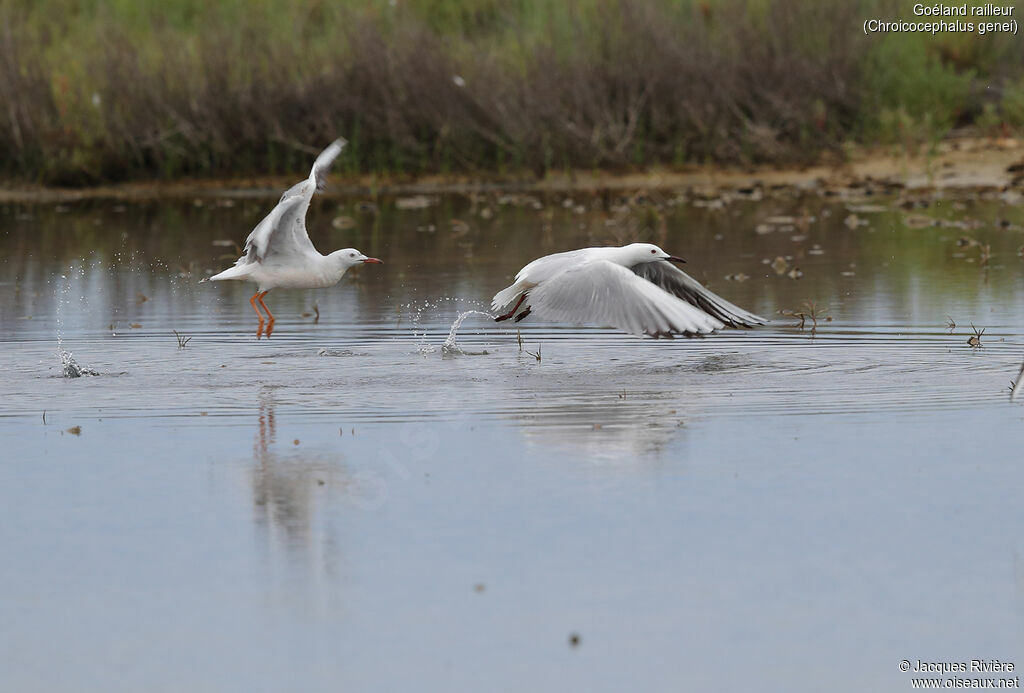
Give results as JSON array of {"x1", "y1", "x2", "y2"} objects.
[
  {"x1": 779, "y1": 300, "x2": 830, "y2": 330},
  {"x1": 770, "y1": 256, "x2": 789, "y2": 275},
  {"x1": 65, "y1": 426, "x2": 82, "y2": 436},
  {"x1": 331, "y1": 215, "x2": 356, "y2": 230},
  {"x1": 318, "y1": 349, "x2": 358, "y2": 357},
  {"x1": 1011, "y1": 362, "x2": 1024, "y2": 400},
  {"x1": 903, "y1": 214, "x2": 936, "y2": 229},
  {"x1": 724, "y1": 273, "x2": 750, "y2": 282},
  {"x1": 300, "y1": 303, "x2": 320, "y2": 323},
  {"x1": 787, "y1": 267, "x2": 804, "y2": 280},
  {"x1": 846, "y1": 203, "x2": 889, "y2": 213},
  {"x1": 395, "y1": 195, "x2": 435, "y2": 210},
  {"x1": 967, "y1": 323, "x2": 985, "y2": 348}
]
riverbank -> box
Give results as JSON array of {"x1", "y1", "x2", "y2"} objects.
[
  {"x1": 2, "y1": 137, "x2": 1023, "y2": 204},
  {"x1": 4, "y1": 0, "x2": 1024, "y2": 186}
]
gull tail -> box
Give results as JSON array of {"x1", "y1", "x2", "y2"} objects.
[
  {"x1": 491, "y1": 283, "x2": 524, "y2": 313},
  {"x1": 206, "y1": 264, "x2": 253, "y2": 283}
]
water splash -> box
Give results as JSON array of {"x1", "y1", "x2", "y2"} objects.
[
  {"x1": 400, "y1": 296, "x2": 488, "y2": 355},
  {"x1": 442, "y1": 310, "x2": 495, "y2": 355},
  {"x1": 60, "y1": 349, "x2": 99, "y2": 378},
  {"x1": 56, "y1": 268, "x2": 99, "y2": 377}
]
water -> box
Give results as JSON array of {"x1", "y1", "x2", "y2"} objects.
[{"x1": 2, "y1": 191, "x2": 1024, "y2": 691}]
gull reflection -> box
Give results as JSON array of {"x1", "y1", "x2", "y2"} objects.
[
  {"x1": 248, "y1": 393, "x2": 349, "y2": 597},
  {"x1": 512, "y1": 398, "x2": 688, "y2": 462}
]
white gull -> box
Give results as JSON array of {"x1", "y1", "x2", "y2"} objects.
[
  {"x1": 205, "y1": 138, "x2": 381, "y2": 337},
  {"x1": 491, "y1": 243, "x2": 764, "y2": 337}
]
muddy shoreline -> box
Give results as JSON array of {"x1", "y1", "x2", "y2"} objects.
[{"x1": 3, "y1": 138, "x2": 1023, "y2": 204}]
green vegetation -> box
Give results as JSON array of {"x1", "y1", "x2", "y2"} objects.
[{"x1": 1, "y1": 0, "x2": 1023, "y2": 185}]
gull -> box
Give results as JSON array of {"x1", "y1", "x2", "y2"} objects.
[
  {"x1": 204, "y1": 138, "x2": 381, "y2": 337},
  {"x1": 491, "y1": 243, "x2": 765, "y2": 337}
]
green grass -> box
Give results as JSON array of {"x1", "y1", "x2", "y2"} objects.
[{"x1": 1, "y1": 0, "x2": 1023, "y2": 185}]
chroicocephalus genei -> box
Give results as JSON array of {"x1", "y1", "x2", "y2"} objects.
[
  {"x1": 491, "y1": 243, "x2": 765, "y2": 337},
  {"x1": 204, "y1": 138, "x2": 381, "y2": 337}
]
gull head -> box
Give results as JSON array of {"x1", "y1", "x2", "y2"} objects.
[
  {"x1": 624, "y1": 242, "x2": 686, "y2": 265},
  {"x1": 329, "y1": 248, "x2": 383, "y2": 269}
]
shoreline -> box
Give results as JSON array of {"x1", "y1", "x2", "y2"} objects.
[{"x1": 2, "y1": 138, "x2": 1022, "y2": 204}]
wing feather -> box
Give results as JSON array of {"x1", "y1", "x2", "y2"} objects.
[
  {"x1": 311, "y1": 137, "x2": 347, "y2": 192},
  {"x1": 238, "y1": 194, "x2": 307, "y2": 264},
  {"x1": 632, "y1": 261, "x2": 766, "y2": 328},
  {"x1": 528, "y1": 260, "x2": 724, "y2": 336}
]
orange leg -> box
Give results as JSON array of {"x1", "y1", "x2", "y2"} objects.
[
  {"x1": 495, "y1": 293, "x2": 527, "y2": 322},
  {"x1": 257, "y1": 291, "x2": 275, "y2": 337},
  {"x1": 250, "y1": 292, "x2": 266, "y2": 338}
]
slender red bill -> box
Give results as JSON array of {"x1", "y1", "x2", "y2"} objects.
[
  {"x1": 362, "y1": 258, "x2": 383, "y2": 264},
  {"x1": 666, "y1": 256, "x2": 687, "y2": 264}
]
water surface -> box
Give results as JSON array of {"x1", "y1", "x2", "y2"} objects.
[{"x1": 2, "y1": 190, "x2": 1023, "y2": 691}]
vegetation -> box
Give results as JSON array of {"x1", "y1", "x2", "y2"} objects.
[{"x1": 1, "y1": 0, "x2": 1023, "y2": 185}]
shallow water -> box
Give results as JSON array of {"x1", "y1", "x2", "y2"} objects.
[{"x1": 2, "y1": 191, "x2": 1024, "y2": 691}]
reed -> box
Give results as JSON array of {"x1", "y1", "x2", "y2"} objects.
[{"x1": 1, "y1": 0, "x2": 1022, "y2": 185}]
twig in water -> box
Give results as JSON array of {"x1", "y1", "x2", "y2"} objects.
[
  {"x1": 1011, "y1": 361, "x2": 1024, "y2": 400},
  {"x1": 779, "y1": 300, "x2": 831, "y2": 331},
  {"x1": 979, "y1": 243, "x2": 993, "y2": 267},
  {"x1": 524, "y1": 343, "x2": 541, "y2": 362},
  {"x1": 173, "y1": 330, "x2": 192, "y2": 349},
  {"x1": 517, "y1": 329, "x2": 523, "y2": 352},
  {"x1": 946, "y1": 316, "x2": 956, "y2": 333},
  {"x1": 301, "y1": 302, "x2": 321, "y2": 323},
  {"x1": 967, "y1": 323, "x2": 985, "y2": 348}
]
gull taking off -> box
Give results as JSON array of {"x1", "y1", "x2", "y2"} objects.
[
  {"x1": 491, "y1": 243, "x2": 765, "y2": 337},
  {"x1": 204, "y1": 138, "x2": 381, "y2": 338}
]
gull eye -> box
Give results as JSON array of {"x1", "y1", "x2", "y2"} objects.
[
  {"x1": 350, "y1": 252, "x2": 356, "y2": 257},
  {"x1": 650, "y1": 249, "x2": 656, "y2": 254}
]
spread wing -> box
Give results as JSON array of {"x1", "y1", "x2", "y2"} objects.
[
  {"x1": 238, "y1": 138, "x2": 348, "y2": 265},
  {"x1": 278, "y1": 137, "x2": 347, "y2": 202},
  {"x1": 528, "y1": 260, "x2": 725, "y2": 337},
  {"x1": 631, "y1": 261, "x2": 766, "y2": 328},
  {"x1": 238, "y1": 193, "x2": 307, "y2": 264}
]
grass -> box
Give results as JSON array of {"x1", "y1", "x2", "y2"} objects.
[{"x1": 2, "y1": 0, "x2": 1024, "y2": 185}]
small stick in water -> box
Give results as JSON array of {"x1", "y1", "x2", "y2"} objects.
[{"x1": 1011, "y1": 361, "x2": 1024, "y2": 401}]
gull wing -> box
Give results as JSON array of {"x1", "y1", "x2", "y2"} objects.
[
  {"x1": 632, "y1": 260, "x2": 766, "y2": 328},
  {"x1": 528, "y1": 260, "x2": 724, "y2": 337},
  {"x1": 278, "y1": 137, "x2": 347, "y2": 202},
  {"x1": 238, "y1": 193, "x2": 307, "y2": 264},
  {"x1": 243, "y1": 138, "x2": 348, "y2": 265}
]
